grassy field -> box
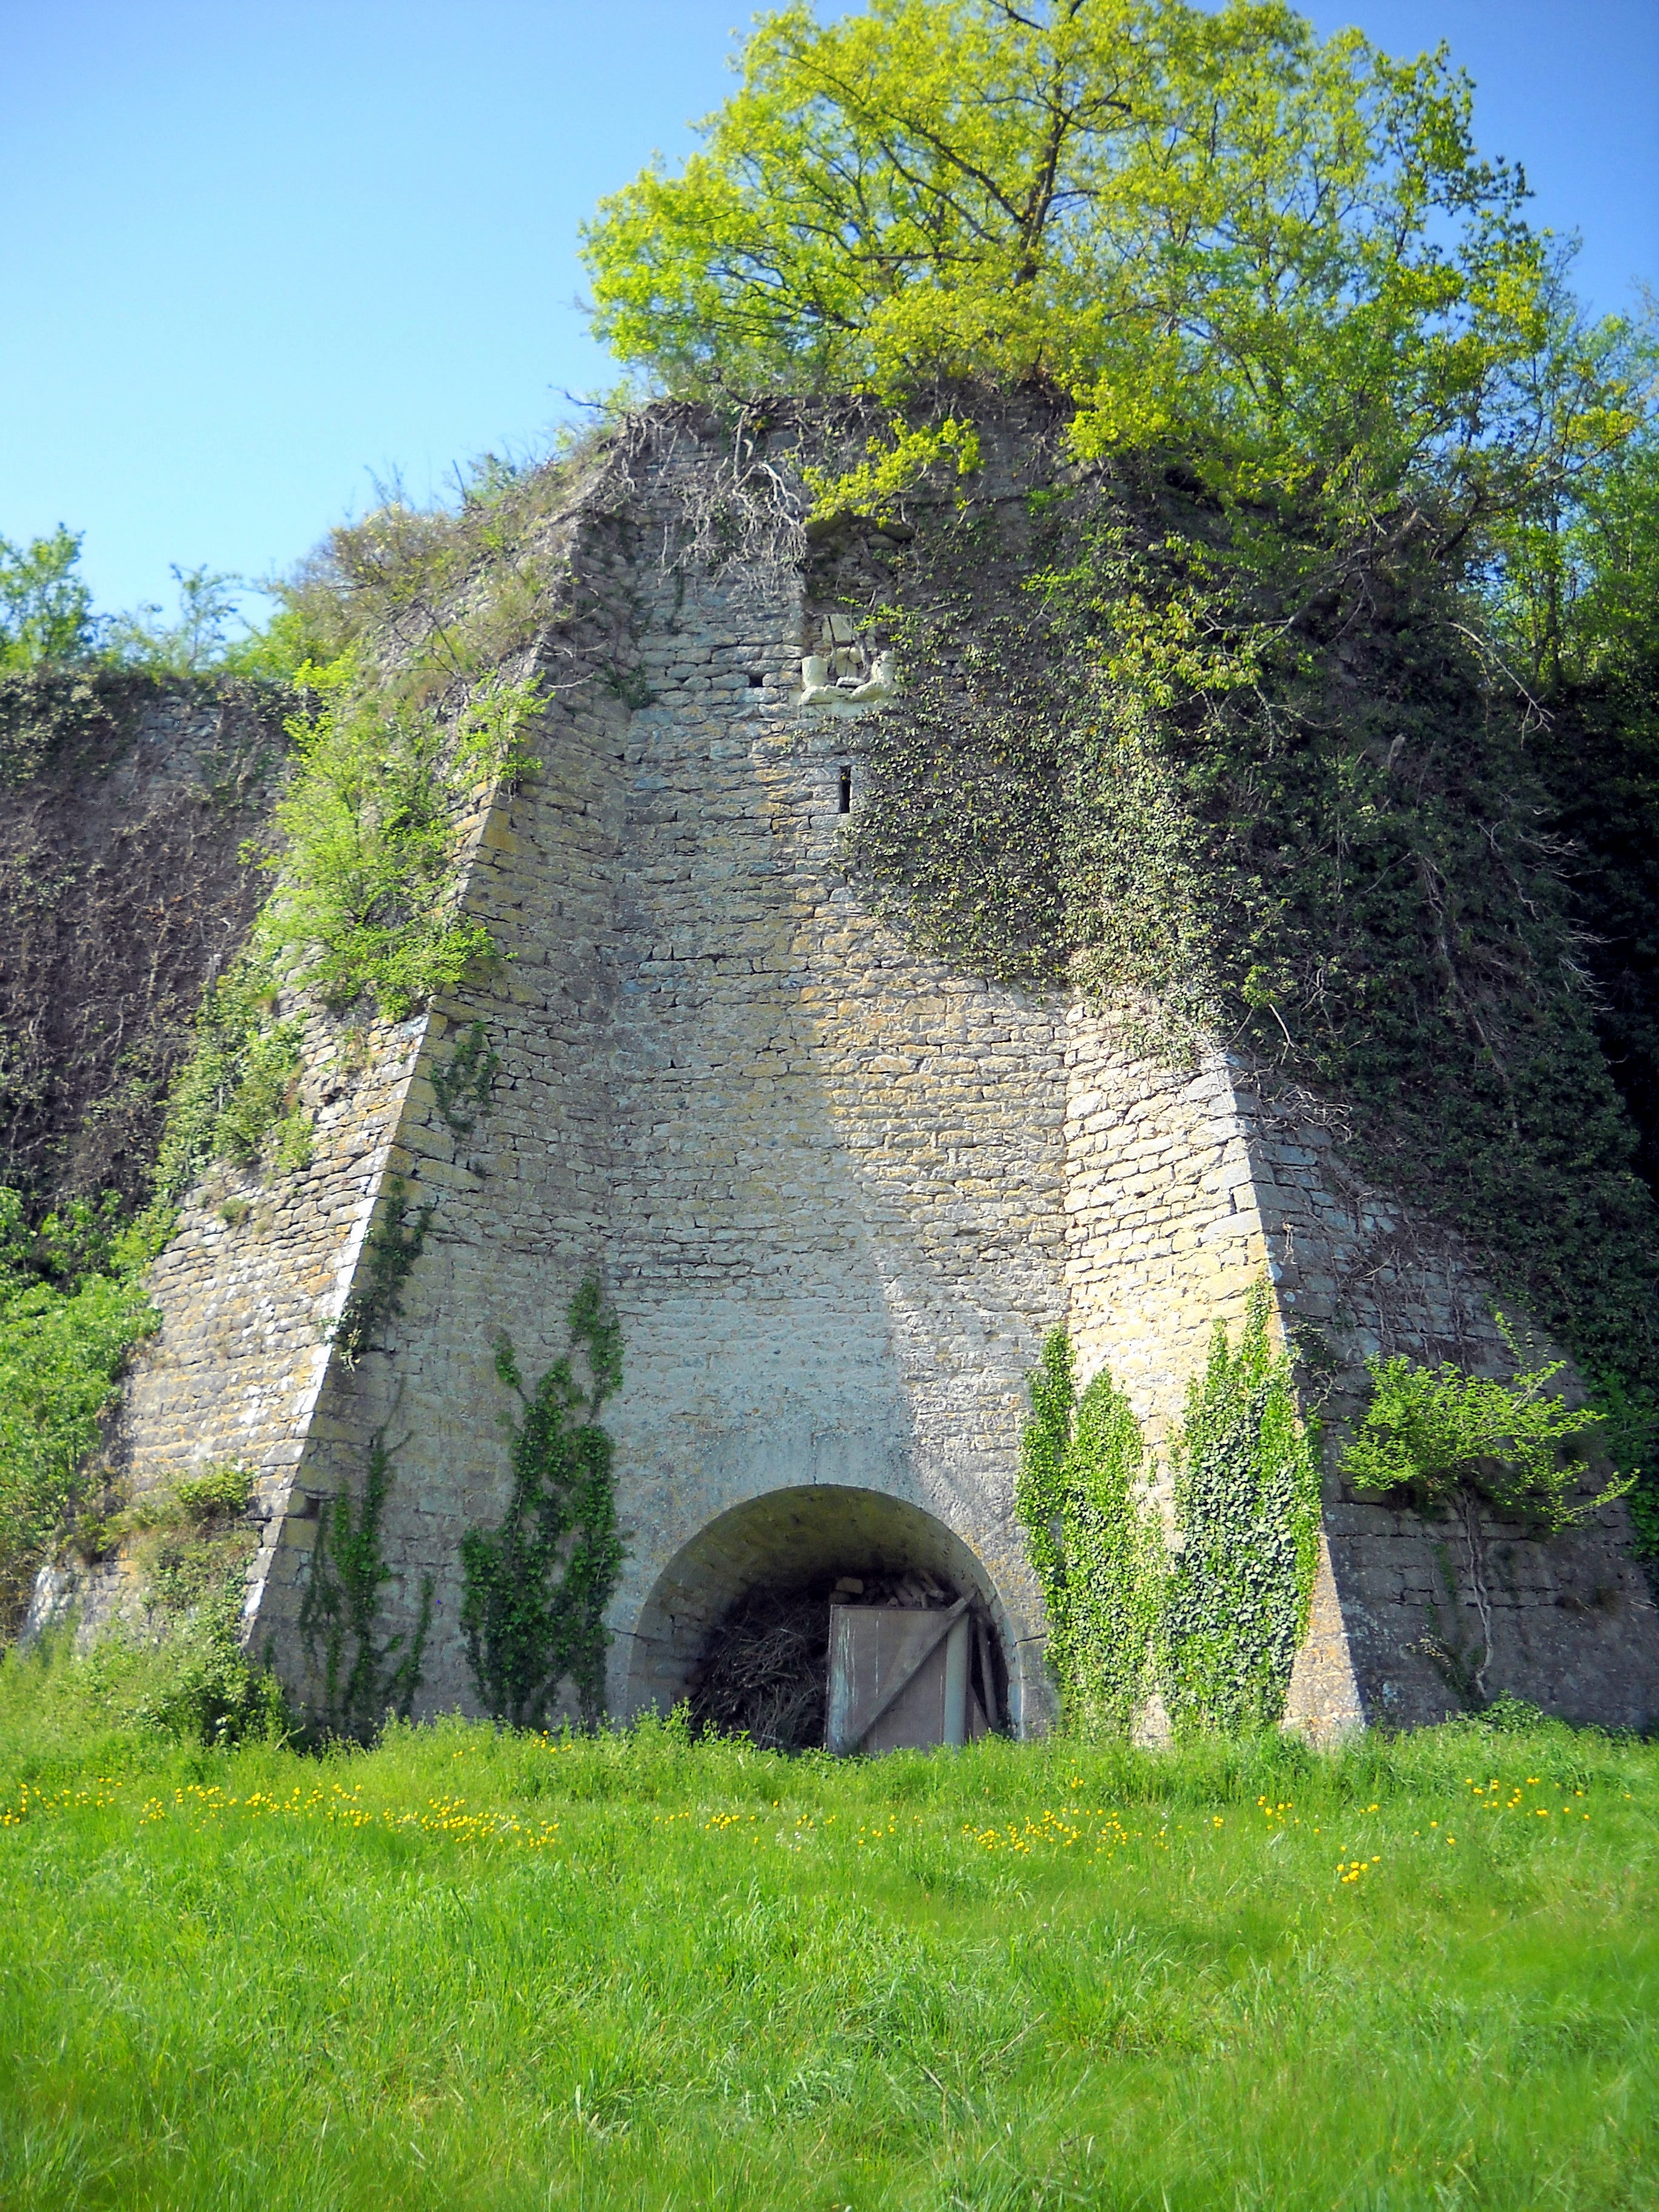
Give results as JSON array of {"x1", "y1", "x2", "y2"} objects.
[{"x1": 1, "y1": 1654, "x2": 1655, "y2": 2210}]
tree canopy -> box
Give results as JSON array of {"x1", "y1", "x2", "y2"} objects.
[
  {"x1": 0, "y1": 529, "x2": 99, "y2": 669},
  {"x1": 583, "y1": 0, "x2": 1644, "y2": 529}
]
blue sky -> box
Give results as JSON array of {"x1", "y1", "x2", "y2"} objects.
[{"x1": 2, "y1": 0, "x2": 1654, "y2": 620}]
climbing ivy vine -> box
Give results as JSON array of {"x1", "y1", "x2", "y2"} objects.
[
  {"x1": 332, "y1": 1176, "x2": 437, "y2": 1368},
  {"x1": 1014, "y1": 1329, "x2": 1162, "y2": 1737},
  {"x1": 460, "y1": 1278, "x2": 624, "y2": 1729},
  {"x1": 1158, "y1": 1284, "x2": 1323, "y2": 1737},
  {"x1": 432, "y1": 1021, "x2": 500, "y2": 1136},
  {"x1": 1017, "y1": 1283, "x2": 1319, "y2": 1739},
  {"x1": 298, "y1": 1427, "x2": 433, "y2": 1743}
]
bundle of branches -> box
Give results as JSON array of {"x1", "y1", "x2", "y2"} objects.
[{"x1": 689, "y1": 1589, "x2": 831, "y2": 1752}]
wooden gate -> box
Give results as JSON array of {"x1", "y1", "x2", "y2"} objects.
[{"x1": 825, "y1": 1599, "x2": 1000, "y2": 1754}]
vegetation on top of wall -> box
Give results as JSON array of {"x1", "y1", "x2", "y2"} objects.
[
  {"x1": 461, "y1": 1279, "x2": 625, "y2": 1730},
  {"x1": 586, "y1": 0, "x2": 1644, "y2": 595},
  {"x1": 0, "y1": 528, "x2": 102, "y2": 671},
  {"x1": 588, "y1": 0, "x2": 1659, "y2": 1549},
  {"x1": 0, "y1": 436, "x2": 610, "y2": 1643},
  {"x1": 836, "y1": 467, "x2": 1659, "y2": 1561},
  {"x1": 0, "y1": 663, "x2": 155, "y2": 787},
  {"x1": 1016, "y1": 1285, "x2": 1320, "y2": 1738},
  {"x1": 124, "y1": 446, "x2": 585, "y2": 1191}
]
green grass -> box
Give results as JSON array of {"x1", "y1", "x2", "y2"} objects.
[{"x1": 1, "y1": 1652, "x2": 1656, "y2": 2209}]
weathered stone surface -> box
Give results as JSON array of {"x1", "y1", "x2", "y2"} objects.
[
  {"x1": 0, "y1": 674, "x2": 287, "y2": 1206},
  {"x1": 38, "y1": 414, "x2": 1659, "y2": 1735}
]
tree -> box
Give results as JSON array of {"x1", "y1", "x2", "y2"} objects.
[
  {"x1": 104, "y1": 565, "x2": 247, "y2": 675},
  {"x1": 0, "y1": 527, "x2": 99, "y2": 667},
  {"x1": 583, "y1": 0, "x2": 1643, "y2": 529}
]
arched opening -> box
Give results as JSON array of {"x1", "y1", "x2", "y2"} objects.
[{"x1": 623, "y1": 1484, "x2": 1011, "y2": 1750}]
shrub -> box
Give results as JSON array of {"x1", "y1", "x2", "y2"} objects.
[
  {"x1": 1340, "y1": 1322, "x2": 1634, "y2": 1535},
  {"x1": 0, "y1": 1189, "x2": 168, "y2": 1634}
]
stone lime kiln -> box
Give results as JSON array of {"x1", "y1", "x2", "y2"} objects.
[{"x1": 35, "y1": 407, "x2": 1659, "y2": 1741}]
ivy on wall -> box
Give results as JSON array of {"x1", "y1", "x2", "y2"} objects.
[
  {"x1": 1016, "y1": 1284, "x2": 1319, "y2": 1739},
  {"x1": 461, "y1": 1278, "x2": 624, "y2": 1730},
  {"x1": 841, "y1": 465, "x2": 1659, "y2": 1550},
  {"x1": 432, "y1": 1021, "x2": 500, "y2": 1137},
  {"x1": 1015, "y1": 1330, "x2": 1162, "y2": 1736},
  {"x1": 0, "y1": 452, "x2": 587, "y2": 1647},
  {"x1": 298, "y1": 1427, "x2": 433, "y2": 1743},
  {"x1": 332, "y1": 1176, "x2": 438, "y2": 1369},
  {"x1": 1159, "y1": 1284, "x2": 1322, "y2": 1737}
]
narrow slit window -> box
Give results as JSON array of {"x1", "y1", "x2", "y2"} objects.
[{"x1": 838, "y1": 764, "x2": 852, "y2": 813}]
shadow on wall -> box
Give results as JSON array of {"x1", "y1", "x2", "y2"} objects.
[{"x1": 622, "y1": 1484, "x2": 1012, "y2": 1747}]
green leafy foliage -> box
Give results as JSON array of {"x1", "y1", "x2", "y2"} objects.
[
  {"x1": 121, "y1": 1572, "x2": 289, "y2": 1747},
  {"x1": 298, "y1": 1430, "x2": 433, "y2": 1743},
  {"x1": 585, "y1": 0, "x2": 1643, "y2": 536},
  {"x1": 600, "y1": 0, "x2": 1659, "y2": 1529},
  {"x1": 101, "y1": 566, "x2": 249, "y2": 677},
  {"x1": 461, "y1": 1279, "x2": 625, "y2": 1729},
  {"x1": 1159, "y1": 1283, "x2": 1322, "y2": 1736},
  {"x1": 150, "y1": 957, "x2": 309, "y2": 1200},
  {"x1": 431, "y1": 1021, "x2": 500, "y2": 1136},
  {"x1": 0, "y1": 1188, "x2": 170, "y2": 1634},
  {"x1": 1014, "y1": 1329, "x2": 1163, "y2": 1734},
  {"x1": 1017, "y1": 1287, "x2": 1318, "y2": 1738},
  {"x1": 170, "y1": 1463, "x2": 255, "y2": 1521},
  {"x1": 255, "y1": 656, "x2": 540, "y2": 1021},
  {"x1": 1487, "y1": 394, "x2": 1659, "y2": 695},
  {"x1": 0, "y1": 528, "x2": 99, "y2": 668},
  {"x1": 104, "y1": 1467, "x2": 287, "y2": 1747},
  {"x1": 1341, "y1": 1325, "x2": 1632, "y2": 1536},
  {"x1": 849, "y1": 471, "x2": 1659, "y2": 1550},
  {"x1": 0, "y1": 665, "x2": 132, "y2": 786}
]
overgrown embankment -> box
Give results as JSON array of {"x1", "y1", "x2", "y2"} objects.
[
  {"x1": 0, "y1": 442, "x2": 616, "y2": 1650},
  {"x1": 830, "y1": 447, "x2": 1659, "y2": 1508},
  {"x1": 0, "y1": 672, "x2": 290, "y2": 1632}
]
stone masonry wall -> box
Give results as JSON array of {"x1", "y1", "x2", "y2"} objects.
[
  {"x1": 47, "y1": 409, "x2": 1659, "y2": 1739},
  {"x1": 0, "y1": 674, "x2": 286, "y2": 1210},
  {"x1": 1241, "y1": 1086, "x2": 1659, "y2": 1730},
  {"x1": 264, "y1": 423, "x2": 1078, "y2": 1728}
]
